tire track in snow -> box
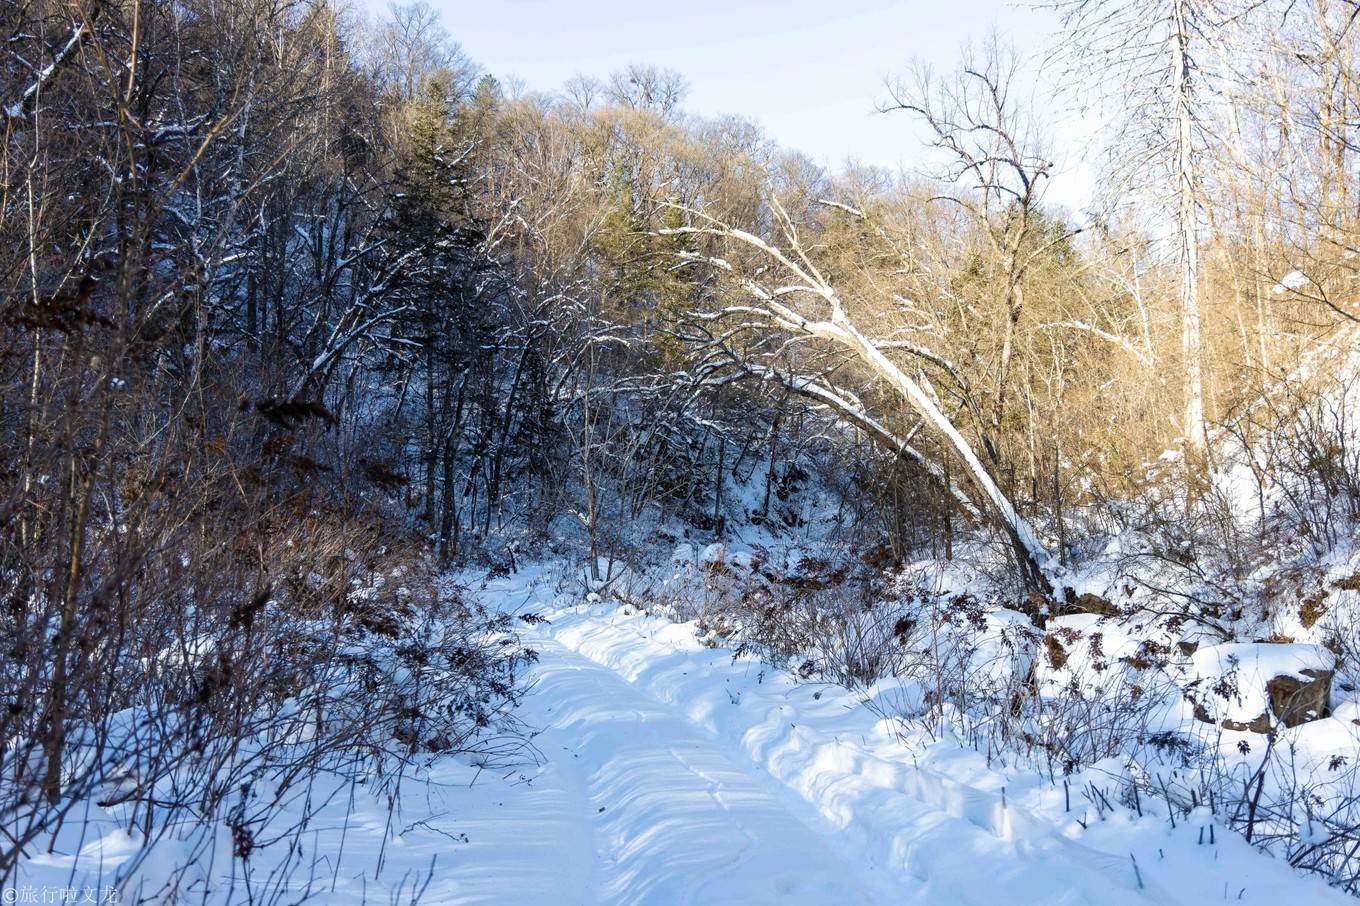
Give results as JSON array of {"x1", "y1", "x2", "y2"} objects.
[
  {"x1": 519, "y1": 633, "x2": 887, "y2": 905},
  {"x1": 538, "y1": 607, "x2": 1165, "y2": 906}
]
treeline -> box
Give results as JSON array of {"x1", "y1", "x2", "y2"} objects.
[{"x1": 8, "y1": 0, "x2": 1352, "y2": 581}]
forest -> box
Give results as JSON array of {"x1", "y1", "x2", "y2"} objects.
[{"x1": 4, "y1": 0, "x2": 1360, "y2": 902}]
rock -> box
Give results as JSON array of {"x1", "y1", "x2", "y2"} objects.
[
  {"x1": 1266, "y1": 669, "x2": 1332, "y2": 728},
  {"x1": 1188, "y1": 642, "x2": 1336, "y2": 733},
  {"x1": 1221, "y1": 712, "x2": 1274, "y2": 734},
  {"x1": 1061, "y1": 589, "x2": 1118, "y2": 616}
]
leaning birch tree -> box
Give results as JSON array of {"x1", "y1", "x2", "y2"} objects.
[{"x1": 664, "y1": 200, "x2": 1060, "y2": 599}]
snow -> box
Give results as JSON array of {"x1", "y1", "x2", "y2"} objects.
[
  {"x1": 454, "y1": 568, "x2": 1350, "y2": 903},
  {"x1": 11, "y1": 566, "x2": 1354, "y2": 903},
  {"x1": 1187, "y1": 642, "x2": 1335, "y2": 726},
  {"x1": 513, "y1": 628, "x2": 883, "y2": 903},
  {"x1": 1037, "y1": 614, "x2": 1142, "y2": 696},
  {"x1": 699, "y1": 541, "x2": 727, "y2": 567},
  {"x1": 860, "y1": 675, "x2": 929, "y2": 718},
  {"x1": 1271, "y1": 269, "x2": 1309, "y2": 294},
  {"x1": 1334, "y1": 700, "x2": 1360, "y2": 724}
]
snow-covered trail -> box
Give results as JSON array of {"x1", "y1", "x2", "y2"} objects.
[
  {"x1": 18, "y1": 568, "x2": 1352, "y2": 905},
  {"x1": 455, "y1": 569, "x2": 1352, "y2": 906},
  {"x1": 515, "y1": 607, "x2": 1140, "y2": 906},
  {"x1": 515, "y1": 632, "x2": 887, "y2": 904}
]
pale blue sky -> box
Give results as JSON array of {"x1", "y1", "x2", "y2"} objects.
[{"x1": 365, "y1": 0, "x2": 1094, "y2": 211}]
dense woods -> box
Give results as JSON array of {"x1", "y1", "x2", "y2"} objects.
[{"x1": 5, "y1": 0, "x2": 1360, "y2": 898}]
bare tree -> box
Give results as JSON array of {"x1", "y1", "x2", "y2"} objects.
[
  {"x1": 884, "y1": 38, "x2": 1075, "y2": 457},
  {"x1": 666, "y1": 199, "x2": 1059, "y2": 599},
  {"x1": 1052, "y1": 0, "x2": 1232, "y2": 454},
  {"x1": 372, "y1": 1, "x2": 476, "y2": 102},
  {"x1": 605, "y1": 63, "x2": 688, "y2": 120}
]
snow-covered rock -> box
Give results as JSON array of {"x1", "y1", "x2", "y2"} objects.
[{"x1": 1187, "y1": 642, "x2": 1335, "y2": 731}]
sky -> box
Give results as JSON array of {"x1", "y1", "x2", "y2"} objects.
[{"x1": 364, "y1": 0, "x2": 1097, "y2": 212}]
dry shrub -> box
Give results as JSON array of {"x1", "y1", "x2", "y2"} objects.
[{"x1": 0, "y1": 327, "x2": 532, "y2": 896}]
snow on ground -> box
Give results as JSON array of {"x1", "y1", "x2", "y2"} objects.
[
  {"x1": 12, "y1": 563, "x2": 1355, "y2": 904},
  {"x1": 469, "y1": 565, "x2": 1351, "y2": 905}
]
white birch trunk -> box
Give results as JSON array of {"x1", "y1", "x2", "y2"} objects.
[
  {"x1": 829, "y1": 314, "x2": 1056, "y2": 594},
  {"x1": 670, "y1": 219, "x2": 1059, "y2": 597},
  {"x1": 1173, "y1": 0, "x2": 1209, "y2": 454}
]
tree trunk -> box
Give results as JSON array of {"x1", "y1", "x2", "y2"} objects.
[
  {"x1": 1173, "y1": 0, "x2": 1209, "y2": 454},
  {"x1": 832, "y1": 313, "x2": 1055, "y2": 598}
]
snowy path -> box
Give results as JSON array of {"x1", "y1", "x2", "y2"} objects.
[
  {"x1": 518, "y1": 606, "x2": 1145, "y2": 906},
  {"x1": 516, "y1": 633, "x2": 887, "y2": 904},
  {"x1": 439, "y1": 569, "x2": 1351, "y2": 906}
]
